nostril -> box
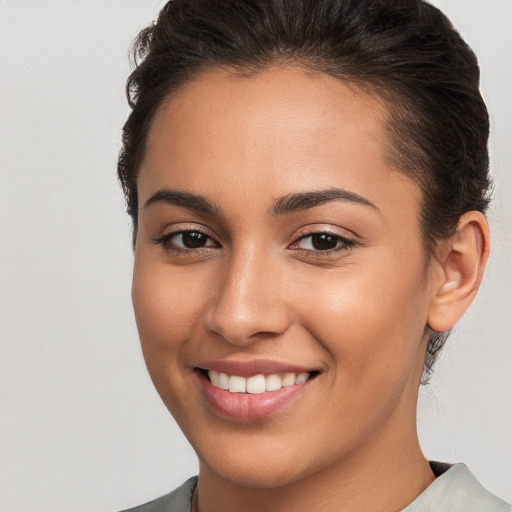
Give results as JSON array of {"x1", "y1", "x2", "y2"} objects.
[
  {"x1": 202, "y1": 263, "x2": 293, "y2": 345},
  {"x1": 203, "y1": 306, "x2": 293, "y2": 346}
]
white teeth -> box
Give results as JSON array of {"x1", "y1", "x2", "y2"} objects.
[
  {"x1": 207, "y1": 370, "x2": 311, "y2": 393},
  {"x1": 265, "y1": 374, "x2": 282, "y2": 391},
  {"x1": 209, "y1": 370, "x2": 219, "y2": 387},
  {"x1": 295, "y1": 372, "x2": 309, "y2": 384},
  {"x1": 246, "y1": 374, "x2": 266, "y2": 394},
  {"x1": 281, "y1": 373, "x2": 296, "y2": 387},
  {"x1": 228, "y1": 375, "x2": 246, "y2": 393},
  {"x1": 218, "y1": 372, "x2": 229, "y2": 390}
]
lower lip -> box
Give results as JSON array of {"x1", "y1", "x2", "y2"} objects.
[{"x1": 198, "y1": 372, "x2": 312, "y2": 421}]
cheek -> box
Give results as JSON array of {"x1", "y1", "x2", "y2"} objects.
[
  {"x1": 131, "y1": 262, "x2": 212, "y2": 426},
  {"x1": 131, "y1": 262, "x2": 204, "y2": 379},
  {"x1": 296, "y1": 252, "x2": 429, "y2": 386},
  {"x1": 288, "y1": 259, "x2": 430, "y2": 458},
  {"x1": 133, "y1": 260, "x2": 204, "y2": 336}
]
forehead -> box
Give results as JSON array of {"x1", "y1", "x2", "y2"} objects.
[
  {"x1": 140, "y1": 66, "x2": 420, "y2": 217},
  {"x1": 146, "y1": 66, "x2": 388, "y2": 163}
]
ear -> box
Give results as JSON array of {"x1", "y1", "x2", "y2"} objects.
[{"x1": 427, "y1": 211, "x2": 490, "y2": 333}]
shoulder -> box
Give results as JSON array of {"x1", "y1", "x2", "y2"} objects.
[
  {"x1": 404, "y1": 462, "x2": 511, "y2": 512},
  {"x1": 118, "y1": 476, "x2": 197, "y2": 512}
]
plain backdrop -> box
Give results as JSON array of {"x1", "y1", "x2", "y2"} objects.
[{"x1": 0, "y1": 1, "x2": 510, "y2": 511}]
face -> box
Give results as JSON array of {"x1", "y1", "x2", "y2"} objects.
[{"x1": 133, "y1": 67, "x2": 434, "y2": 488}]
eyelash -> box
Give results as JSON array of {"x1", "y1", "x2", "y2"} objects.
[
  {"x1": 292, "y1": 231, "x2": 356, "y2": 254},
  {"x1": 153, "y1": 229, "x2": 356, "y2": 256},
  {"x1": 153, "y1": 229, "x2": 218, "y2": 255}
]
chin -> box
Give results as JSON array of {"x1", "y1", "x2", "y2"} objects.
[
  {"x1": 201, "y1": 456, "x2": 311, "y2": 489},
  {"x1": 193, "y1": 429, "x2": 330, "y2": 490}
]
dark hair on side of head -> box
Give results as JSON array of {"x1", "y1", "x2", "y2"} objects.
[{"x1": 118, "y1": 0, "x2": 491, "y2": 382}]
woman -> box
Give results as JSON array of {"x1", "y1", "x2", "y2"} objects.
[{"x1": 117, "y1": 0, "x2": 510, "y2": 510}]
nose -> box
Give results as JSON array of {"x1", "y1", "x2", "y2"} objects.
[{"x1": 203, "y1": 248, "x2": 292, "y2": 346}]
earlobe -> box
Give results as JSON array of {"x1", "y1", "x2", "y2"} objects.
[{"x1": 428, "y1": 211, "x2": 490, "y2": 333}]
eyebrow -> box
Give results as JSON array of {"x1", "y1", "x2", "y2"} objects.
[
  {"x1": 143, "y1": 187, "x2": 378, "y2": 217},
  {"x1": 272, "y1": 188, "x2": 379, "y2": 216},
  {"x1": 143, "y1": 189, "x2": 220, "y2": 216}
]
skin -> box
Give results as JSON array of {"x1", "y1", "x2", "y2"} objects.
[{"x1": 132, "y1": 66, "x2": 489, "y2": 512}]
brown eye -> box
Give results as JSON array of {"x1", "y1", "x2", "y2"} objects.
[
  {"x1": 310, "y1": 234, "x2": 339, "y2": 251},
  {"x1": 179, "y1": 231, "x2": 209, "y2": 248},
  {"x1": 154, "y1": 230, "x2": 219, "y2": 251},
  {"x1": 293, "y1": 232, "x2": 356, "y2": 253}
]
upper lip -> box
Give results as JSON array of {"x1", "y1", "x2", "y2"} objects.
[{"x1": 196, "y1": 359, "x2": 318, "y2": 377}]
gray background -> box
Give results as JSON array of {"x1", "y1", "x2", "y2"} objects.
[{"x1": 0, "y1": 1, "x2": 510, "y2": 510}]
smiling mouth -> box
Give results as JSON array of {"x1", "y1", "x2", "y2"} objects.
[
  {"x1": 198, "y1": 369, "x2": 319, "y2": 394},
  {"x1": 196, "y1": 366, "x2": 320, "y2": 420}
]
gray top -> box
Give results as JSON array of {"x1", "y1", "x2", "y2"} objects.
[
  {"x1": 120, "y1": 463, "x2": 510, "y2": 512},
  {"x1": 402, "y1": 462, "x2": 510, "y2": 511}
]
